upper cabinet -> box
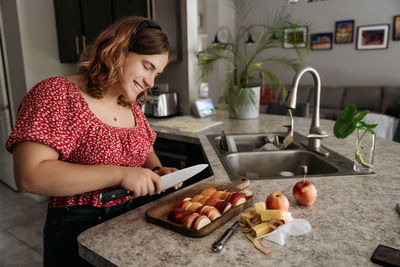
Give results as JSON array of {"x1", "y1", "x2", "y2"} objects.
[{"x1": 54, "y1": 0, "x2": 180, "y2": 63}]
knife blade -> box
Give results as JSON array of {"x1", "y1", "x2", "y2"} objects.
[{"x1": 98, "y1": 164, "x2": 209, "y2": 202}]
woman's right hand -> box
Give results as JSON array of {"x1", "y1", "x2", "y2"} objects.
[{"x1": 119, "y1": 167, "x2": 162, "y2": 197}]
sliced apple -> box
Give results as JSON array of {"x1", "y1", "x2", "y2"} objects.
[
  {"x1": 184, "y1": 213, "x2": 200, "y2": 229},
  {"x1": 241, "y1": 189, "x2": 254, "y2": 200},
  {"x1": 192, "y1": 215, "x2": 211, "y2": 230},
  {"x1": 227, "y1": 192, "x2": 246, "y2": 207},
  {"x1": 168, "y1": 208, "x2": 191, "y2": 224},
  {"x1": 199, "y1": 196, "x2": 211, "y2": 205},
  {"x1": 220, "y1": 191, "x2": 232, "y2": 201},
  {"x1": 203, "y1": 206, "x2": 221, "y2": 221},
  {"x1": 204, "y1": 197, "x2": 220, "y2": 207},
  {"x1": 187, "y1": 202, "x2": 203, "y2": 213},
  {"x1": 212, "y1": 190, "x2": 227, "y2": 199},
  {"x1": 200, "y1": 187, "x2": 217, "y2": 196},
  {"x1": 191, "y1": 194, "x2": 205, "y2": 203},
  {"x1": 176, "y1": 199, "x2": 191, "y2": 209},
  {"x1": 214, "y1": 200, "x2": 232, "y2": 213}
]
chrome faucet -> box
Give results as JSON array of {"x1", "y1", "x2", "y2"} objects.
[{"x1": 285, "y1": 66, "x2": 330, "y2": 156}]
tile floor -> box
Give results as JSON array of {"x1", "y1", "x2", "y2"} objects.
[{"x1": 0, "y1": 181, "x2": 47, "y2": 266}]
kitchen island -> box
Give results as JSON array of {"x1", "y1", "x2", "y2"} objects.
[{"x1": 78, "y1": 111, "x2": 400, "y2": 266}]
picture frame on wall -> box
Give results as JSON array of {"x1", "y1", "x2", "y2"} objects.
[
  {"x1": 311, "y1": 33, "x2": 333, "y2": 50},
  {"x1": 283, "y1": 27, "x2": 308, "y2": 48},
  {"x1": 394, "y1": 15, "x2": 400, "y2": 41},
  {"x1": 356, "y1": 24, "x2": 390, "y2": 50},
  {"x1": 335, "y1": 20, "x2": 354, "y2": 44}
]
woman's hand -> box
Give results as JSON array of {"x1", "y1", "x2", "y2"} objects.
[
  {"x1": 154, "y1": 167, "x2": 182, "y2": 190},
  {"x1": 119, "y1": 167, "x2": 162, "y2": 197}
]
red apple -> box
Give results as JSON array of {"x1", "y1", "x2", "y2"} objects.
[
  {"x1": 293, "y1": 180, "x2": 317, "y2": 206},
  {"x1": 266, "y1": 192, "x2": 289, "y2": 211},
  {"x1": 168, "y1": 208, "x2": 191, "y2": 223}
]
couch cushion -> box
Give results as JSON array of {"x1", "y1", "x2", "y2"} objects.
[
  {"x1": 342, "y1": 86, "x2": 382, "y2": 112},
  {"x1": 381, "y1": 86, "x2": 400, "y2": 112},
  {"x1": 320, "y1": 87, "x2": 345, "y2": 109}
]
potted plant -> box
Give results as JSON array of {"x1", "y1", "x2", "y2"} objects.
[
  {"x1": 333, "y1": 104, "x2": 378, "y2": 173},
  {"x1": 196, "y1": 0, "x2": 310, "y2": 119}
]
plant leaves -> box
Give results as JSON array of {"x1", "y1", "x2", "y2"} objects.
[{"x1": 333, "y1": 104, "x2": 377, "y2": 138}]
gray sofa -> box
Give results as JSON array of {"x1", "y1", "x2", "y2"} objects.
[{"x1": 294, "y1": 85, "x2": 400, "y2": 120}]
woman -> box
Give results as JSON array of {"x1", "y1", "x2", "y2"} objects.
[{"x1": 5, "y1": 16, "x2": 177, "y2": 266}]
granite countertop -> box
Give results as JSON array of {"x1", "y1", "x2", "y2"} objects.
[{"x1": 78, "y1": 111, "x2": 400, "y2": 266}]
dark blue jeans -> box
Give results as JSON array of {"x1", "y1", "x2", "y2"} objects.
[{"x1": 43, "y1": 201, "x2": 134, "y2": 267}]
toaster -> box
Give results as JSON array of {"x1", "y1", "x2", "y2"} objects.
[{"x1": 142, "y1": 92, "x2": 179, "y2": 117}]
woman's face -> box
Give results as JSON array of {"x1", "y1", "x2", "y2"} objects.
[{"x1": 118, "y1": 52, "x2": 169, "y2": 103}]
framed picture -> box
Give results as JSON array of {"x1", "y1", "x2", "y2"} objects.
[
  {"x1": 283, "y1": 27, "x2": 307, "y2": 48},
  {"x1": 394, "y1": 15, "x2": 400, "y2": 41},
  {"x1": 311, "y1": 32, "x2": 333, "y2": 50},
  {"x1": 335, "y1": 20, "x2": 354, "y2": 44},
  {"x1": 356, "y1": 24, "x2": 390, "y2": 50}
]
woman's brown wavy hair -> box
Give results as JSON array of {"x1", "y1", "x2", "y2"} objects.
[{"x1": 75, "y1": 16, "x2": 170, "y2": 106}]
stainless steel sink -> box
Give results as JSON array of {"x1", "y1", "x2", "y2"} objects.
[{"x1": 207, "y1": 132, "x2": 356, "y2": 180}]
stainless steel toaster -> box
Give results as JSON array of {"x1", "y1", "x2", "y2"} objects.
[{"x1": 142, "y1": 92, "x2": 179, "y2": 117}]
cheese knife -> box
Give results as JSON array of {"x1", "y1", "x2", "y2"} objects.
[{"x1": 98, "y1": 164, "x2": 209, "y2": 202}]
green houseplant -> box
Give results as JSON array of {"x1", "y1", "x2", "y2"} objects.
[
  {"x1": 196, "y1": 0, "x2": 310, "y2": 119},
  {"x1": 333, "y1": 104, "x2": 378, "y2": 173}
]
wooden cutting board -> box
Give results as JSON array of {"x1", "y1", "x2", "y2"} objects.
[{"x1": 145, "y1": 178, "x2": 253, "y2": 237}]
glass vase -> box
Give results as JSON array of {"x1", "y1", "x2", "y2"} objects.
[{"x1": 353, "y1": 129, "x2": 375, "y2": 174}]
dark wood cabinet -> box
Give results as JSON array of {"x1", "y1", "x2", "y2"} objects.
[{"x1": 54, "y1": 0, "x2": 180, "y2": 63}]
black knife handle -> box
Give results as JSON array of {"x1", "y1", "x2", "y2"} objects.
[{"x1": 98, "y1": 188, "x2": 132, "y2": 202}]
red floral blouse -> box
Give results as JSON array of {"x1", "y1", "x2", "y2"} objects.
[{"x1": 6, "y1": 76, "x2": 157, "y2": 208}]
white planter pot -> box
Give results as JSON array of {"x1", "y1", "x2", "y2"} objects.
[{"x1": 235, "y1": 86, "x2": 261, "y2": 119}]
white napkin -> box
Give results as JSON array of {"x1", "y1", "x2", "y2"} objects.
[{"x1": 256, "y1": 219, "x2": 312, "y2": 246}]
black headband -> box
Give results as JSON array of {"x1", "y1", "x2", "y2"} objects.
[{"x1": 136, "y1": 20, "x2": 162, "y2": 33}]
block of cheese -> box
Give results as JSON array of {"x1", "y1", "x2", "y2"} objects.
[
  {"x1": 254, "y1": 201, "x2": 266, "y2": 214},
  {"x1": 251, "y1": 222, "x2": 273, "y2": 238},
  {"x1": 259, "y1": 209, "x2": 293, "y2": 222}
]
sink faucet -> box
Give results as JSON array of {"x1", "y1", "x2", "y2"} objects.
[{"x1": 285, "y1": 66, "x2": 330, "y2": 157}]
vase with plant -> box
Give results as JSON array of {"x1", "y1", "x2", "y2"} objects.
[
  {"x1": 333, "y1": 104, "x2": 378, "y2": 174},
  {"x1": 196, "y1": 0, "x2": 310, "y2": 119}
]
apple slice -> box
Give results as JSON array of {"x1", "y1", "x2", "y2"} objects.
[
  {"x1": 203, "y1": 206, "x2": 221, "y2": 221},
  {"x1": 182, "y1": 201, "x2": 193, "y2": 211},
  {"x1": 212, "y1": 190, "x2": 227, "y2": 199},
  {"x1": 191, "y1": 194, "x2": 205, "y2": 203},
  {"x1": 204, "y1": 197, "x2": 221, "y2": 207},
  {"x1": 199, "y1": 196, "x2": 211, "y2": 205},
  {"x1": 241, "y1": 189, "x2": 254, "y2": 200},
  {"x1": 192, "y1": 215, "x2": 211, "y2": 230},
  {"x1": 214, "y1": 200, "x2": 232, "y2": 213},
  {"x1": 176, "y1": 199, "x2": 191, "y2": 209},
  {"x1": 220, "y1": 191, "x2": 232, "y2": 201},
  {"x1": 184, "y1": 213, "x2": 200, "y2": 229},
  {"x1": 227, "y1": 192, "x2": 246, "y2": 207},
  {"x1": 200, "y1": 187, "x2": 217, "y2": 196},
  {"x1": 187, "y1": 202, "x2": 203, "y2": 213},
  {"x1": 168, "y1": 208, "x2": 191, "y2": 224}
]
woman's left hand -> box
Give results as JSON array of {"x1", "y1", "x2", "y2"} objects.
[{"x1": 154, "y1": 167, "x2": 182, "y2": 190}]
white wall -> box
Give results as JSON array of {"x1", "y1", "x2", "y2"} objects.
[
  {"x1": 202, "y1": 0, "x2": 400, "y2": 105},
  {"x1": 16, "y1": 0, "x2": 75, "y2": 90}
]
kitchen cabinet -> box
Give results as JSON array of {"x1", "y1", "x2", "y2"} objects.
[{"x1": 54, "y1": 0, "x2": 180, "y2": 63}]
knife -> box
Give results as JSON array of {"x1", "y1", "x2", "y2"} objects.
[
  {"x1": 98, "y1": 164, "x2": 209, "y2": 202},
  {"x1": 212, "y1": 221, "x2": 240, "y2": 252}
]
